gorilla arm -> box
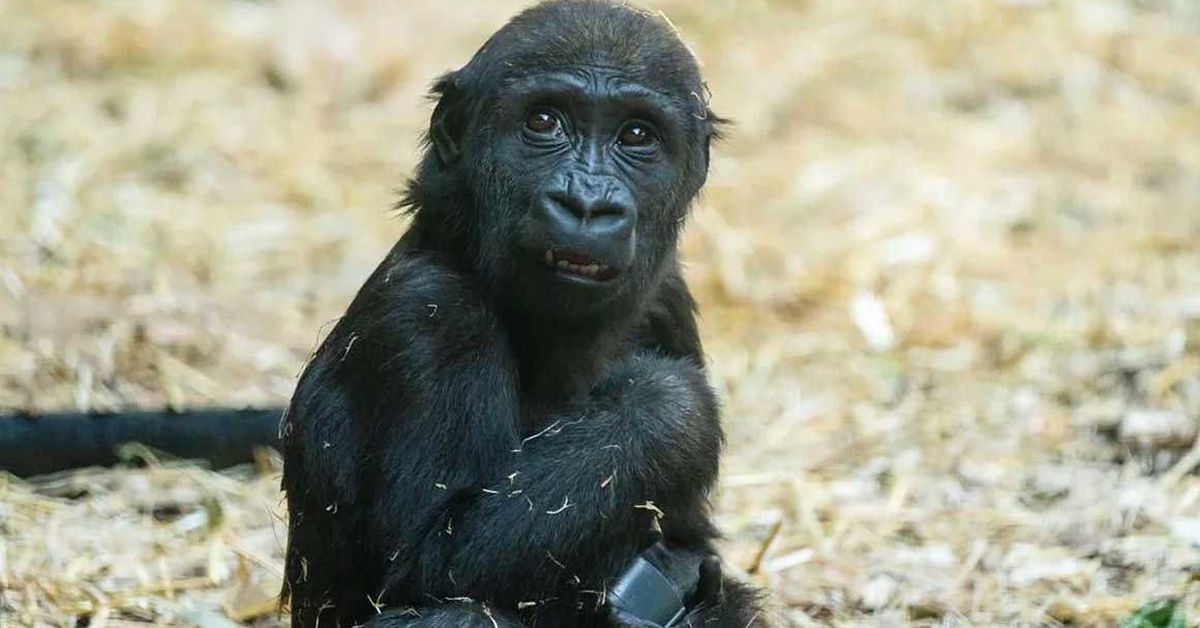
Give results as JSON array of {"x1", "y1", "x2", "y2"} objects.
[
  {"x1": 399, "y1": 352, "x2": 723, "y2": 606},
  {"x1": 281, "y1": 251, "x2": 521, "y2": 622}
]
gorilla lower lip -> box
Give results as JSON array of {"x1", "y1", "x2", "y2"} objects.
[{"x1": 542, "y1": 249, "x2": 616, "y2": 281}]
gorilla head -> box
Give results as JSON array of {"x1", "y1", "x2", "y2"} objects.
[{"x1": 403, "y1": 0, "x2": 723, "y2": 320}]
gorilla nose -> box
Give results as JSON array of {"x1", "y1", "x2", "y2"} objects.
[{"x1": 543, "y1": 178, "x2": 635, "y2": 238}]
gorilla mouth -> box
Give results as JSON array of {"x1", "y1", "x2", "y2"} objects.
[{"x1": 541, "y1": 249, "x2": 619, "y2": 282}]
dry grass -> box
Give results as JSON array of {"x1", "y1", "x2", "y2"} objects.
[{"x1": 2, "y1": 0, "x2": 1200, "y2": 625}]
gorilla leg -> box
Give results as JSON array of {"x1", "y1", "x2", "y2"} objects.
[
  {"x1": 364, "y1": 604, "x2": 525, "y2": 628},
  {"x1": 681, "y1": 578, "x2": 766, "y2": 628}
]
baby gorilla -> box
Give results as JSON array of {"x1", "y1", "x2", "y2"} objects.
[{"x1": 280, "y1": 1, "x2": 763, "y2": 626}]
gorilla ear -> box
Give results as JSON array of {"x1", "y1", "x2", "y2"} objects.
[
  {"x1": 690, "y1": 88, "x2": 729, "y2": 170},
  {"x1": 702, "y1": 112, "x2": 729, "y2": 171},
  {"x1": 429, "y1": 72, "x2": 469, "y2": 165}
]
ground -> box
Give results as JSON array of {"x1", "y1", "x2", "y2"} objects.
[{"x1": 1, "y1": 0, "x2": 1200, "y2": 626}]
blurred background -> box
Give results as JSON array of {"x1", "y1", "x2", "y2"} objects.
[{"x1": 2, "y1": 0, "x2": 1199, "y2": 625}]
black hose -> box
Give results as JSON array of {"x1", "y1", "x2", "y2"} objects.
[{"x1": 0, "y1": 407, "x2": 285, "y2": 477}]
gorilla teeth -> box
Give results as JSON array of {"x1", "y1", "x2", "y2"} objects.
[{"x1": 543, "y1": 249, "x2": 611, "y2": 279}]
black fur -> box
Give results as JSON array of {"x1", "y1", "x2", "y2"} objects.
[{"x1": 280, "y1": 2, "x2": 761, "y2": 626}]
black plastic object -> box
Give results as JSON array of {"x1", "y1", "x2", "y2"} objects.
[
  {"x1": 608, "y1": 542, "x2": 703, "y2": 627},
  {"x1": 0, "y1": 407, "x2": 283, "y2": 476}
]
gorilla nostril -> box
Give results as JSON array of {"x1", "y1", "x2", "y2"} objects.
[
  {"x1": 547, "y1": 191, "x2": 629, "y2": 222},
  {"x1": 546, "y1": 192, "x2": 585, "y2": 221},
  {"x1": 589, "y1": 201, "x2": 627, "y2": 219}
]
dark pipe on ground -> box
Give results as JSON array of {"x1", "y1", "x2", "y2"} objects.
[{"x1": 0, "y1": 407, "x2": 284, "y2": 477}]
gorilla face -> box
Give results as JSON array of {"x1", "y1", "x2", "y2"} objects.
[
  {"x1": 477, "y1": 67, "x2": 703, "y2": 314},
  {"x1": 409, "y1": 0, "x2": 723, "y2": 320}
]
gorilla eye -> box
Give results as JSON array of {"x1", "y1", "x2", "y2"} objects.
[
  {"x1": 525, "y1": 110, "x2": 560, "y2": 134},
  {"x1": 617, "y1": 122, "x2": 656, "y2": 148}
]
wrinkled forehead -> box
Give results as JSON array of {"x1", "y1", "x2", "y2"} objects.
[
  {"x1": 496, "y1": 65, "x2": 695, "y2": 119},
  {"x1": 460, "y1": 7, "x2": 706, "y2": 104},
  {"x1": 470, "y1": 50, "x2": 704, "y2": 115}
]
